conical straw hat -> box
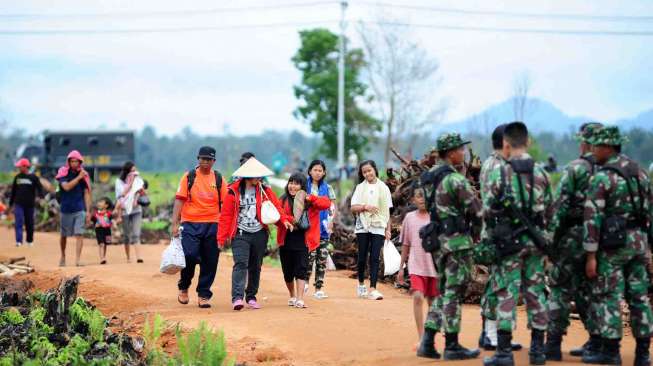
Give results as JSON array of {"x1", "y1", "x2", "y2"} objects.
[{"x1": 232, "y1": 157, "x2": 274, "y2": 178}]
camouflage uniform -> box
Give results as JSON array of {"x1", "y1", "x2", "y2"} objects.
[
  {"x1": 476, "y1": 152, "x2": 503, "y2": 322},
  {"x1": 547, "y1": 126, "x2": 602, "y2": 338},
  {"x1": 584, "y1": 127, "x2": 653, "y2": 341},
  {"x1": 424, "y1": 133, "x2": 482, "y2": 335},
  {"x1": 484, "y1": 153, "x2": 553, "y2": 333}
]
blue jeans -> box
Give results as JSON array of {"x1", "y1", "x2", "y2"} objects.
[
  {"x1": 178, "y1": 222, "x2": 219, "y2": 299},
  {"x1": 14, "y1": 204, "x2": 34, "y2": 244}
]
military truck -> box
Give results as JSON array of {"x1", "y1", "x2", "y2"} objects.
[{"x1": 16, "y1": 130, "x2": 135, "y2": 183}]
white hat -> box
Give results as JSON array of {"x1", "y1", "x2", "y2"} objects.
[{"x1": 232, "y1": 157, "x2": 274, "y2": 178}]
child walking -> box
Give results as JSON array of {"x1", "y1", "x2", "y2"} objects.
[
  {"x1": 91, "y1": 197, "x2": 117, "y2": 265},
  {"x1": 305, "y1": 160, "x2": 337, "y2": 299},
  {"x1": 398, "y1": 186, "x2": 439, "y2": 349},
  {"x1": 277, "y1": 172, "x2": 331, "y2": 308},
  {"x1": 350, "y1": 160, "x2": 393, "y2": 300}
]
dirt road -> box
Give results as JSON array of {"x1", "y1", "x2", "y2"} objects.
[{"x1": 0, "y1": 227, "x2": 636, "y2": 365}]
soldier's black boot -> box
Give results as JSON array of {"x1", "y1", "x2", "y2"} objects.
[
  {"x1": 545, "y1": 331, "x2": 563, "y2": 361},
  {"x1": 484, "y1": 330, "x2": 514, "y2": 366},
  {"x1": 635, "y1": 337, "x2": 651, "y2": 366},
  {"x1": 582, "y1": 338, "x2": 622, "y2": 365},
  {"x1": 571, "y1": 335, "x2": 599, "y2": 357},
  {"x1": 416, "y1": 328, "x2": 440, "y2": 359},
  {"x1": 443, "y1": 332, "x2": 481, "y2": 360},
  {"x1": 480, "y1": 317, "x2": 491, "y2": 349},
  {"x1": 529, "y1": 329, "x2": 547, "y2": 365}
]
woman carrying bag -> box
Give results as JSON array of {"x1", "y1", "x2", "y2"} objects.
[
  {"x1": 276, "y1": 172, "x2": 331, "y2": 309},
  {"x1": 350, "y1": 160, "x2": 393, "y2": 301},
  {"x1": 218, "y1": 158, "x2": 292, "y2": 311}
]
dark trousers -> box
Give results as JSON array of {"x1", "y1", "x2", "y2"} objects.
[
  {"x1": 14, "y1": 204, "x2": 34, "y2": 244},
  {"x1": 178, "y1": 222, "x2": 219, "y2": 299},
  {"x1": 356, "y1": 232, "x2": 385, "y2": 288},
  {"x1": 231, "y1": 229, "x2": 268, "y2": 302}
]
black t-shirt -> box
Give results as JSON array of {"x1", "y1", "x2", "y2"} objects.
[
  {"x1": 10, "y1": 173, "x2": 43, "y2": 208},
  {"x1": 284, "y1": 227, "x2": 307, "y2": 251}
]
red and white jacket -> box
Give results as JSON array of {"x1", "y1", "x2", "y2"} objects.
[{"x1": 217, "y1": 179, "x2": 287, "y2": 247}]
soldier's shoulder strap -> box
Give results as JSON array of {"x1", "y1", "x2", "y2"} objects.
[
  {"x1": 600, "y1": 160, "x2": 644, "y2": 220},
  {"x1": 419, "y1": 165, "x2": 455, "y2": 220}
]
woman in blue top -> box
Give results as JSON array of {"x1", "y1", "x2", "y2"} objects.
[{"x1": 305, "y1": 160, "x2": 337, "y2": 299}]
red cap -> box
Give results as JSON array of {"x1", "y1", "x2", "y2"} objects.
[{"x1": 15, "y1": 158, "x2": 31, "y2": 168}]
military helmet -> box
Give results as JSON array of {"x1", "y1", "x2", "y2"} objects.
[{"x1": 436, "y1": 132, "x2": 471, "y2": 152}]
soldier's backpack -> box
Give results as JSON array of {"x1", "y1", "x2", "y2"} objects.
[
  {"x1": 418, "y1": 165, "x2": 455, "y2": 252},
  {"x1": 598, "y1": 160, "x2": 648, "y2": 250},
  {"x1": 187, "y1": 169, "x2": 223, "y2": 212}
]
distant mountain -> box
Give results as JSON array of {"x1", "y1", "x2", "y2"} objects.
[
  {"x1": 436, "y1": 98, "x2": 652, "y2": 135},
  {"x1": 613, "y1": 109, "x2": 653, "y2": 131}
]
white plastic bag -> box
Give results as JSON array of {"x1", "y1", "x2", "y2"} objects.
[
  {"x1": 260, "y1": 186, "x2": 281, "y2": 224},
  {"x1": 326, "y1": 253, "x2": 336, "y2": 271},
  {"x1": 160, "y1": 236, "x2": 186, "y2": 274},
  {"x1": 383, "y1": 240, "x2": 401, "y2": 276}
]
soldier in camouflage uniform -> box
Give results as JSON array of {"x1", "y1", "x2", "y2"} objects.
[
  {"x1": 544, "y1": 122, "x2": 603, "y2": 361},
  {"x1": 582, "y1": 126, "x2": 653, "y2": 366},
  {"x1": 483, "y1": 122, "x2": 553, "y2": 366},
  {"x1": 416, "y1": 132, "x2": 482, "y2": 361}
]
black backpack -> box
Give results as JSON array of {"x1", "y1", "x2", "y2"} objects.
[
  {"x1": 187, "y1": 169, "x2": 223, "y2": 211},
  {"x1": 418, "y1": 165, "x2": 455, "y2": 252}
]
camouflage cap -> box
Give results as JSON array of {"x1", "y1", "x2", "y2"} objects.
[
  {"x1": 588, "y1": 125, "x2": 628, "y2": 146},
  {"x1": 575, "y1": 122, "x2": 603, "y2": 143},
  {"x1": 436, "y1": 132, "x2": 471, "y2": 152}
]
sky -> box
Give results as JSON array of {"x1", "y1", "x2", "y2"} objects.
[{"x1": 0, "y1": 0, "x2": 652, "y2": 136}]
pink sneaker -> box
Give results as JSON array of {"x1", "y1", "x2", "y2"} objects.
[
  {"x1": 232, "y1": 299, "x2": 244, "y2": 311},
  {"x1": 247, "y1": 299, "x2": 261, "y2": 309}
]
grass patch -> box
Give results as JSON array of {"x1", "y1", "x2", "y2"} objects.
[{"x1": 142, "y1": 220, "x2": 170, "y2": 231}]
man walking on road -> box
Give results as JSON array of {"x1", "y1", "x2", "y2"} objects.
[
  {"x1": 56, "y1": 150, "x2": 92, "y2": 267},
  {"x1": 171, "y1": 146, "x2": 228, "y2": 309},
  {"x1": 9, "y1": 158, "x2": 43, "y2": 247}
]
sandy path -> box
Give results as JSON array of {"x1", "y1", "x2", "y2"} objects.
[{"x1": 0, "y1": 227, "x2": 637, "y2": 365}]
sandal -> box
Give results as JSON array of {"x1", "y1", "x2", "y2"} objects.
[
  {"x1": 288, "y1": 297, "x2": 297, "y2": 307},
  {"x1": 137, "y1": 259, "x2": 144, "y2": 263},
  {"x1": 59, "y1": 258, "x2": 66, "y2": 267},
  {"x1": 198, "y1": 297, "x2": 211, "y2": 308},
  {"x1": 295, "y1": 300, "x2": 307, "y2": 309},
  {"x1": 100, "y1": 260, "x2": 107, "y2": 265},
  {"x1": 177, "y1": 290, "x2": 189, "y2": 305}
]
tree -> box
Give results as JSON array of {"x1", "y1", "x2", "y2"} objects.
[
  {"x1": 292, "y1": 28, "x2": 380, "y2": 159},
  {"x1": 511, "y1": 72, "x2": 538, "y2": 122},
  {"x1": 358, "y1": 21, "x2": 445, "y2": 166}
]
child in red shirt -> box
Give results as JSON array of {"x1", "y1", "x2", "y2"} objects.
[{"x1": 91, "y1": 197, "x2": 117, "y2": 264}]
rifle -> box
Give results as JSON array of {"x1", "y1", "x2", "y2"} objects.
[{"x1": 501, "y1": 195, "x2": 550, "y2": 255}]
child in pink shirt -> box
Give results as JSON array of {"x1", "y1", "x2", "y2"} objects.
[{"x1": 399, "y1": 187, "x2": 439, "y2": 343}]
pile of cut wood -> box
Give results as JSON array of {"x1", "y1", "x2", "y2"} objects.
[
  {"x1": 0, "y1": 256, "x2": 35, "y2": 278},
  {"x1": 331, "y1": 147, "x2": 489, "y2": 303}
]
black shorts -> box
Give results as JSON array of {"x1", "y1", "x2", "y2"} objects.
[
  {"x1": 95, "y1": 227, "x2": 112, "y2": 245},
  {"x1": 280, "y1": 247, "x2": 309, "y2": 283}
]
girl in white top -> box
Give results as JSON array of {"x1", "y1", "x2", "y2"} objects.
[{"x1": 350, "y1": 160, "x2": 393, "y2": 300}]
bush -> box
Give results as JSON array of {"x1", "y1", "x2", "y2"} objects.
[{"x1": 143, "y1": 315, "x2": 234, "y2": 366}]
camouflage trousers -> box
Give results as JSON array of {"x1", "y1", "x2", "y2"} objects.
[
  {"x1": 592, "y1": 246, "x2": 653, "y2": 339},
  {"x1": 425, "y1": 249, "x2": 472, "y2": 334},
  {"x1": 547, "y1": 227, "x2": 598, "y2": 335},
  {"x1": 495, "y1": 247, "x2": 548, "y2": 332},
  {"x1": 481, "y1": 266, "x2": 498, "y2": 320},
  {"x1": 307, "y1": 239, "x2": 329, "y2": 290}
]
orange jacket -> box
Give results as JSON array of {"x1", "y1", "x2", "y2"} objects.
[{"x1": 276, "y1": 194, "x2": 331, "y2": 251}]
